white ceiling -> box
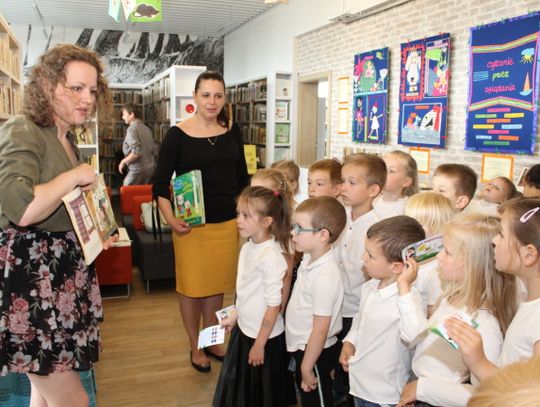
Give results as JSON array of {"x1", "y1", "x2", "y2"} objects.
[{"x1": 0, "y1": 0, "x2": 277, "y2": 37}]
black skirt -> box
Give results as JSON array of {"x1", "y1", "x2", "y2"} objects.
[
  {"x1": 0, "y1": 226, "x2": 102, "y2": 376},
  {"x1": 213, "y1": 326, "x2": 291, "y2": 407}
]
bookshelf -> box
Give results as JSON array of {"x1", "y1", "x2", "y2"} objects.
[
  {"x1": 75, "y1": 120, "x2": 99, "y2": 173},
  {"x1": 0, "y1": 13, "x2": 22, "y2": 122},
  {"x1": 226, "y1": 72, "x2": 292, "y2": 167},
  {"x1": 99, "y1": 84, "x2": 143, "y2": 188},
  {"x1": 142, "y1": 65, "x2": 206, "y2": 144}
]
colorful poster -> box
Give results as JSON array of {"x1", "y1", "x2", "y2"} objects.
[
  {"x1": 122, "y1": 0, "x2": 162, "y2": 22},
  {"x1": 465, "y1": 12, "x2": 540, "y2": 154},
  {"x1": 352, "y1": 47, "x2": 389, "y2": 144},
  {"x1": 108, "y1": 0, "x2": 122, "y2": 22},
  {"x1": 398, "y1": 33, "x2": 450, "y2": 148}
]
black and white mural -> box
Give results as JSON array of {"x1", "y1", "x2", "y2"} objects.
[{"x1": 12, "y1": 24, "x2": 223, "y2": 83}]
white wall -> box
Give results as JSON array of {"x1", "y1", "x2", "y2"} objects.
[
  {"x1": 295, "y1": 0, "x2": 539, "y2": 183},
  {"x1": 224, "y1": 0, "x2": 388, "y2": 84}
]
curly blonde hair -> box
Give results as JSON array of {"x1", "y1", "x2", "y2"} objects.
[{"x1": 22, "y1": 43, "x2": 112, "y2": 127}]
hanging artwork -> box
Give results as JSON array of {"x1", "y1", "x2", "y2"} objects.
[
  {"x1": 352, "y1": 47, "x2": 389, "y2": 144},
  {"x1": 398, "y1": 33, "x2": 451, "y2": 148},
  {"x1": 465, "y1": 12, "x2": 540, "y2": 154}
]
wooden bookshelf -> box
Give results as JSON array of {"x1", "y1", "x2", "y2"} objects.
[
  {"x1": 226, "y1": 72, "x2": 292, "y2": 167},
  {"x1": 0, "y1": 13, "x2": 22, "y2": 122}
]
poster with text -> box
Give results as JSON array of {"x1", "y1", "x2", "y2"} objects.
[
  {"x1": 352, "y1": 47, "x2": 389, "y2": 144},
  {"x1": 398, "y1": 33, "x2": 450, "y2": 148},
  {"x1": 465, "y1": 12, "x2": 540, "y2": 154}
]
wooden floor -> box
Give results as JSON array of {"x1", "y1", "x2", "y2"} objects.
[{"x1": 94, "y1": 271, "x2": 233, "y2": 407}]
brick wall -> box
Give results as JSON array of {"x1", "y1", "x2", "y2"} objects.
[{"x1": 295, "y1": 0, "x2": 539, "y2": 184}]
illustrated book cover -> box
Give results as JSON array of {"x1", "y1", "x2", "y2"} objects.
[
  {"x1": 62, "y1": 174, "x2": 118, "y2": 264},
  {"x1": 171, "y1": 169, "x2": 206, "y2": 226}
]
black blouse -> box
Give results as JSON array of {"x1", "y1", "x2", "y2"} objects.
[{"x1": 153, "y1": 123, "x2": 249, "y2": 223}]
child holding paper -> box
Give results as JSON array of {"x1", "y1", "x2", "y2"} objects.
[{"x1": 213, "y1": 186, "x2": 291, "y2": 407}]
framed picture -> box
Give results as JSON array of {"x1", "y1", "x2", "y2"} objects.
[
  {"x1": 481, "y1": 153, "x2": 514, "y2": 183},
  {"x1": 409, "y1": 147, "x2": 431, "y2": 174},
  {"x1": 338, "y1": 76, "x2": 349, "y2": 104}
]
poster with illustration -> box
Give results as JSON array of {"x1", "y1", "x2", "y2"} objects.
[
  {"x1": 465, "y1": 12, "x2": 540, "y2": 154},
  {"x1": 398, "y1": 33, "x2": 451, "y2": 148},
  {"x1": 352, "y1": 48, "x2": 389, "y2": 143}
]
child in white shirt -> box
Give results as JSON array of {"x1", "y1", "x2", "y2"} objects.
[
  {"x1": 214, "y1": 186, "x2": 292, "y2": 407},
  {"x1": 339, "y1": 215, "x2": 426, "y2": 406},
  {"x1": 396, "y1": 213, "x2": 518, "y2": 407},
  {"x1": 286, "y1": 196, "x2": 347, "y2": 407},
  {"x1": 374, "y1": 150, "x2": 418, "y2": 219},
  {"x1": 446, "y1": 198, "x2": 540, "y2": 381}
]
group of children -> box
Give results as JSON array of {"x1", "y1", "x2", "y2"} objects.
[{"x1": 211, "y1": 152, "x2": 540, "y2": 407}]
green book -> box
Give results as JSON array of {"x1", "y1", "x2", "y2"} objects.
[{"x1": 171, "y1": 169, "x2": 206, "y2": 226}]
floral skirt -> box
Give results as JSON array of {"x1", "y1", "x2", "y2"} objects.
[{"x1": 0, "y1": 226, "x2": 102, "y2": 376}]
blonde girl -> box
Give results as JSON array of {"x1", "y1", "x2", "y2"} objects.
[
  {"x1": 374, "y1": 150, "x2": 419, "y2": 218},
  {"x1": 251, "y1": 168, "x2": 294, "y2": 210},
  {"x1": 446, "y1": 198, "x2": 540, "y2": 381},
  {"x1": 271, "y1": 159, "x2": 300, "y2": 201},
  {"x1": 404, "y1": 192, "x2": 456, "y2": 317},
  {"x1": 396, "y1": 213, "x2": 517, "y2": 407},
  {"x1": 214, "y1": 186, "x2": 291, "y2": 407}
]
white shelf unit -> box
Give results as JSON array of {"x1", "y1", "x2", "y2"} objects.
[
  {"x1": 142, "y1": 65, "x2": 206, "y2": 144},
  {"x1": 226, "y1": 71, "x2": 292, "y2": 167},
  {"x1": 75, "y1": 120, "x2": 100, "y2": 173},
  {"x1": 0, "y1": 13, "x2": 22, "y2": 122},
  {"x1": 99, "y1": 83, "x2": 143, "y2": 187}
]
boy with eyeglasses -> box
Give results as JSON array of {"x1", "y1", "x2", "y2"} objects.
[{"x1": 286, "y1": 196, "x2": 347, "y2": 407}]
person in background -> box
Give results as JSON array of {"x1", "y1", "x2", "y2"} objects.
[
  {"x1": 373, "y1": 150, "x2": 418, "y2": 219},
  {"x1": 0, "y1": 44, "x2": 115, "y2": 407},
  {"x1": 431, "y1": 163, "x2": 477, "y2": 211},
  {"x1": 466, "y1": 176, "x2": 519, "y2": 216},
  {"x1": 307, "y1": 158, "x2": 342, "y2": 199},
  {"x1": 523, "y1": 164, "x2": 540, "y2": 197},
  {"x1": 119, "y1": 102, "x2": 156, "y2": 185},
  {"x1": 153, "y1": 71, "x2": 249, "y2": 373},
  {"x1": 271, "y1": 159, "x2": 301, "y2": 207}
]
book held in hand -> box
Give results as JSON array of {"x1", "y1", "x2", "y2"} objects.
[
  {"x1": 62, "y1": 174, "x2": 118, "y2": 264},
  {"x1": 171, "y1": 169, "x2": 206, "y2": 226},
  {"x1": 401, "y1": 235, "x2": 443, "y2": 263}
]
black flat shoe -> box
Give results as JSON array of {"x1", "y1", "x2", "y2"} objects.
[
  {"x1": 204, "y1": 347, "x2": 225, "y2": 362},
  {"x1": 190, "y1": 351, "x2": 211, "y2": 373}
]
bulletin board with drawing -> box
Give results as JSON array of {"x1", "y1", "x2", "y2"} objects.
[
  {"x1": 398, "y1": 33, "x2": 451, "y2": 149},
  {"x1": 465, "y1": 11, "x2": 540, "y2": 154}
]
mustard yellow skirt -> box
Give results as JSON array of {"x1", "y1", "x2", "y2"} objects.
[{"x1": 172, "y1": 218, "x2": 239, "y2": 297}]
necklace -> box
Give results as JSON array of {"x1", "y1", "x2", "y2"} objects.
[{"x1": 207, "y1": 136, "x2": 218, "y2": 146}]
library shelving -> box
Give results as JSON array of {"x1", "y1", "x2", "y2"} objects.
[
  {"x1": 142, "y1": 65, "x2": 206, "y2": 144},
  {"x1": 99, "y1": 84, "x2": 143, "y2": 188},
  {"x1": 76, "y1": 120, "x2": 100, "y2": 173},
  {"x1": 0, "y1": 13, "x2": 22, "y2": 122},
  {"x1": 226, "y1": 72, "x2": 292, "y2": 167}
]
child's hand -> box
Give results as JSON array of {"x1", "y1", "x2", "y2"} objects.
[
  {"x1": 339, "y1": 342, "x2": 355, "y2": 372},
  {"x1": 248, "y1": 343, "x2": 265, "y2": 366},
  {"x1": 444, "y1": 316, "x2": 486, "y2": 368},
  {"x1": 300, "y1": 365, "x2": 318, "y2": 392},
  {"x1": 219, "y1": 309, "x2": 238, "y2": 332},
  {"x1": 397, "y1": 380, "x2": 417, "y2": 407},
  {"x1": 397, "y1": 257, "x2": 419, "y2": 294}
]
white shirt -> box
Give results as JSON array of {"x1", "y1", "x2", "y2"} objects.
[
  {"x1": 464, "y1": 198, "x2": 499, "y2": 216},
  {"x1": 285, "y1": 249, "x2": 344, "y2": 352},
  {"x1": 236, "y1": 238, "x2": 287, "y2": 339},
  {"x1": 334, "y1": 208, "x2": 380, "y2": 317},
  {"x1": 498, "y1": 297, "x2": 540, "y2": 366},
  {"x1": 398, "y1": 294, "x2": 503, "y2": 407},
  {"x1": 415, "y1": 259, "x2": 443, "y2": 307},
  {"x1": 373, "y1": 195, "x2": 408, "y2": 219},
  {"x1": 344, "y1": 280, "x2": 417, "y2": 404}
]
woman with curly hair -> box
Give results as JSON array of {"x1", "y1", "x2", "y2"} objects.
[{"x1": 0, "y1": 43, "x2": 114, "y2": 407}]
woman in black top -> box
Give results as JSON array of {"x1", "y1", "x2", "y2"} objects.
[{"x1": 153, "y1": 71, "x2": 249, "y2": 372}]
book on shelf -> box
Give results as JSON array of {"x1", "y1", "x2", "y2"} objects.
[
  {"x1": 275, "y1": 123, "x2": 290, "y2": 144},
  {"x1": 62, "y1": 174, "x2": 118, "y2": 264},
  {"x1": 243, "y1": 145, "x2": 257, "y2": 175},
  {"x1": 276, "y1": 78, "x2": 291, "y2": 98},
  {"x1": 171, "y1": 170, "x2": 206, "y2": 226},
  {"x1": 275, "y1": 101, "x2": 289, "y2": 121},
  {"x1": 74, "y1": 125, "x2": 95, "y2": 145},
  {"x1": 253, "y1": 103, "x2": 267, "y2": 121},
  {"x1": 274, "y1": 147, "x2": 290, "y2": 162}
]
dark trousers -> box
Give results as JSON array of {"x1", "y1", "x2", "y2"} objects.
[
  {"x1": 293, "y1": 341, "x2": 340, "y2": 407},
  {"x1": 333, "y1": 317, "x2": 354, "y2": 406}
]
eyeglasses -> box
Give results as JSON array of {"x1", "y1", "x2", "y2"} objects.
[
  {"x1": 291, "y1": 223, "x2": 332, "y2": 236},
  {"x1": 291, "y1": 223, "x2": 322, "y2": 234}
]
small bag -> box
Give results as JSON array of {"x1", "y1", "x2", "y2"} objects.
[{"x1": 141, "y1": 201, "x2": 171, "y2": 234}]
